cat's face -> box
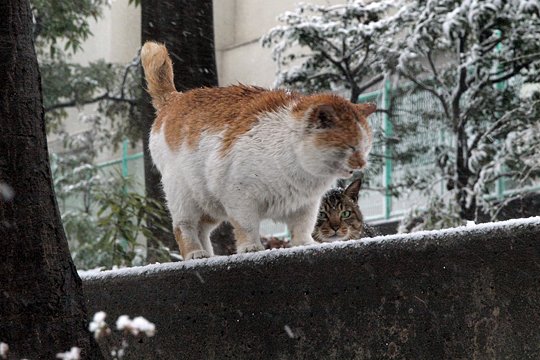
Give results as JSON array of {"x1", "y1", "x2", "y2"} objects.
[
  {"x1": 313, "y1": 178, "x2": 366, "y2": 242},
  {"x1": 294, "y1": 95, "x2": 374, "y2": 178}
]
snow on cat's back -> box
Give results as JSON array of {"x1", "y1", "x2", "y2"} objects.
[{"x1": 140, "y1": 41, "x2": 376, "y2": 260}]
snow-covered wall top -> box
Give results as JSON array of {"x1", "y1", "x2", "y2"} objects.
[{"x1": 81, "y1": 216, "x2": 540, "y2": 280}]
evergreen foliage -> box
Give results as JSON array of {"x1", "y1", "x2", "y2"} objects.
[
  {"x1": 383, "y1": 0, "x2": 540, "y2": 227},
  {"x1": 266, "y1": 0, "x2": 540, "y2": 229},
  {"x1": 32, "y1": 0, "x2": 141, "y2": 140},
  {"x1": 262, "y1": 1, "x2": 394, "y2": 102},
  {"x1": 34, "y1": 0, "x2": 174, "y2": 268},
  {"x1": 50, "y1": 131, "x2": 174, "y2": 270}
]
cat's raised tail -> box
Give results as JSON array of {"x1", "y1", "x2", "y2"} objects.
[{"x1": 141, "y1": 41, "x2": 177, "y2": 110}]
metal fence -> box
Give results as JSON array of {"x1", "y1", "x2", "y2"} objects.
[
  {"x1": 358, "y1": 81, "x2": 444, "y2": 221},
  {"x1": 358, "y1": 80, "x2": 539, "y2": 221},
  {"x1": 97, "y1": 140, "x2": 145, "y2": 195}
]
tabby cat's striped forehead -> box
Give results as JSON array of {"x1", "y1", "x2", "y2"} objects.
[{"x1": 322, "y1": 188, "x2": 347, "y2": 209}]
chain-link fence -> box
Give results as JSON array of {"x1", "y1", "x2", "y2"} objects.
[{"x1": 358, "y1": 80, "x2": 539, "y2": 221}]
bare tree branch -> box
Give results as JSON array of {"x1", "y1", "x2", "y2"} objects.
[
  {"x1": 453, "y1": 36, "x2": 469, "y2": 130},
  {"x1": 466, "y1": 102, "x2": 540, "y2": 157},
  {"x1": 317, "y1": 46, "x2": 350, "y2": 78},
  {"x1": 479, "y1": 36, "x2": 505, "y2": 55},
  {"x1": 120, "y1": 53, "x2": 141, "y2": 99},
  {"x1": 44, "y1": 93, "x2": 137, "y2": 113},
  {"x1": 489, "y1": 63, "x2": 528, "y2": 84},
  {"x1": 46, "y1": 52, "x2": 141, "y2": 114},
  {"x1": 358, "y1": 74, "x2": 384, "y2": 94},
  {"x1": 426, "y1": 50, "x2": 442, "y2": 85},
  {"x1": 350, "y1": 44, "x2": 371, "y2": 74},
  {"x1": 499, "y1": 52, "x2": 540, "y2": 66}
]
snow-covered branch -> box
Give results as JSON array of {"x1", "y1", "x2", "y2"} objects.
[{"x1": 467, "y1": 100, "x2": 540, "y2": 157}]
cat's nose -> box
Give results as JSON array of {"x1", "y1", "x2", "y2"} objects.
[
  {"x1": 330, "y1": 224, "x2": 340, "y2": 231},
  {"x1": 348, "y1": 151, "x2": 366, "y2": 169}
]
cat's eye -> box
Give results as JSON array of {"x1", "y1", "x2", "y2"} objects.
[
  {"x1": 341, "y1": 210, "x2": 352, "y2": 219},
  {"x1": 318, "y1": 212, "x2": 327, "y2": 219}
]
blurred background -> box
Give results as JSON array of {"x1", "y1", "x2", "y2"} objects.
[{"x1": 38, "y1": 0, "x2": 540, "y2": 269}]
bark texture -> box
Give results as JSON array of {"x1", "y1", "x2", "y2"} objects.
[{"x1": 0, "y1": 0, "x2": 102, "y2": 358}]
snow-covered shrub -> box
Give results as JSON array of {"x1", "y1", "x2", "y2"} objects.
[
  {"x1": 116, "y1": 315, "x2": 156, "y2": 337},
  {"x1": 51, "y1": 132, "x2": 173, "y2": 270},
  {"x1": 265, "y1": 0, "x2": 540, "y2": 228},
  {"x1": 381, "y1": 0, "x2": 540, "y2": 224},
  {"x1": 89, "y1": 312, "x2": 156, "y2": 360},
  {"x1": 56, "y1": 347, "x2": 81, "y2": 360},
  {"x1": 262, "y1": 0, "x2": 396, "y2": 101}
]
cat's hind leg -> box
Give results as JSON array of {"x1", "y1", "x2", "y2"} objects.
[
  {"x1": 170, "y1": 201, "x2": 210, "y2": 260},
  {"x1": 197, "y1": 214, "x2": 219, "y2": 257},
  {"x1": 163, "y1": 176, "x2": 209, "y2": 260}
]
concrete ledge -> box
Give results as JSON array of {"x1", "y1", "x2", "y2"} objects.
[{"x1": 82, "y1": 218, "x2": 540, "y2": 359}]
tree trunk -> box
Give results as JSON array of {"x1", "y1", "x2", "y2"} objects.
[
  {"x1": 0, "y1": 0, "x2": 102, "y2": 358},
  {"x1": 141, "y1": 0, "x2": 231, "y2": 259},
  {"x1": 455, "y1": 127, "x2": 476, "y2": 221},
  {"x1": 350, "y1": 85, "x2": 361, "y2": 104}
]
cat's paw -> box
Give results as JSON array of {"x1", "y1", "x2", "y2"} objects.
[
  {"x1": 185, "y1": 250, "x2": 210, "y2": 260},
  {"x1": 291, "y1": 237, "x2": 318, "y2": 247},
  {"x1": 237, "y1": 243, "x2": 265, "y2": 253}
]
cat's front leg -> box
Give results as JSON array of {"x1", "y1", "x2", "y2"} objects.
[
  {"x1": 174, "y1": 222, "x2": 210, "y2": 260},
  {"x1": 286, "y1": 205, "x2": 319, "y2": 247},
  {"x1": 228, "y1": 213, "x2": 264, "y2": 254}
]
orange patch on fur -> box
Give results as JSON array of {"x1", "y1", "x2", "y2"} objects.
[
  {"x1": 293, "y1": 94, "x2": 374, "y2": 150},
  {"x1": 151, "y1": 83, "x2": 374, "y2": 158},
  {"x1": 199, "y1": 213, "x2": 217, "y2": 226},
  {"x1": 174, "y1": 227, "x2": 203, "y2": 258},
  {"x1": 348, "y1": 151, "x2": 366, "y2": 169},
  {"x1": 153, "y1": 85, "x2": 298, "y2": 154},
  {"x1": 143, "y1": 42, "x2": 375, "y2": 158}
]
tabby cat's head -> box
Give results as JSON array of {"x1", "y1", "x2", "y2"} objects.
[{"x1": 312, "y1": 178, "x2": 367, "y2": 242}]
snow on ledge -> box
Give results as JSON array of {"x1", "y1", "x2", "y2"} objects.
[{"x1": 79, "y1": 216, "x2": 540, "y2": 282}]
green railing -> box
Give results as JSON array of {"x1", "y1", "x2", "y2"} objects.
[
  {"x1": 358, "y1": 80, "x2": 539, "y2": 221},
  {"x1": 97, "y1": 140, "x2": 144, "y2": 177}
]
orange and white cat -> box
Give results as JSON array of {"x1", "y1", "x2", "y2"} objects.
[{"x1": 141, "y1": 41, "x2": 375, "y2": 260}]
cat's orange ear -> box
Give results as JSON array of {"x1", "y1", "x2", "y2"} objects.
[
  {"x1": 311, "y1": 104, "x2": 337, "y2": 129},
  {"x1": 355, "y1": 102, "x2": 377, "y2": 117},
  {"x1": 344, "y1": 177, "x2": 362, "y2": 202}
]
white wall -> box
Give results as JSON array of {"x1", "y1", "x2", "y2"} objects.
[
  {"x1": 214, "y1": 0, "x2": 343, "y2": 87},
  {"x1": 71, "y1": 0, "x2": 141, "y2": 64}
]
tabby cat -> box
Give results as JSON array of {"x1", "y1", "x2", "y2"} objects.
[
  {"x1": 313, "y1": 178, "x2": 375, "y2": 242},
  {"x1": 140, "y1": 41, "x2": 375, "y2": 260}
]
